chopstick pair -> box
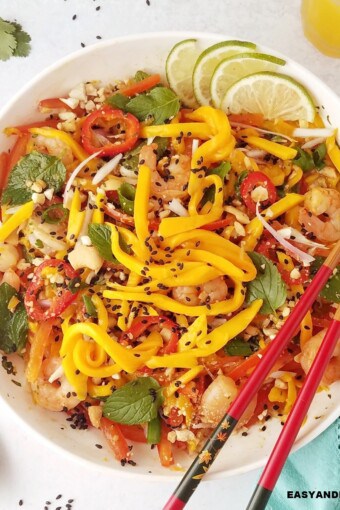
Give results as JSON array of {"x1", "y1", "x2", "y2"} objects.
[{"x1": 163, "y1": 239, "x2": 340, "y2": 510}]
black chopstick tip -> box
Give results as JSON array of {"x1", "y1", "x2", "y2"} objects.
[{"x1": 246, "y1": 484, "x2": 272, "y2": 510}]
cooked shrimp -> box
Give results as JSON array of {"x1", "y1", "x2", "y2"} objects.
[
  {"x1": 200, "y1": 375, "x2": 238, "y2": 425},
  {"x1": 1, "y1": 268, "x2": 20, "y2": 291},
  {"x1": 299, "y1": 187, "x2": 340, "y2": 243},
  {"x1": 0, "y1": 243, "x2": 19, "y2": 272},
  {"x1": 31, "y1": 357, "x2": 80, "y2": 412},
  {"x1": 139, "y1": 144, "x2": 190, "y2": 201},
  {"x1": 297, "y1": 329, "x2": 340, "y2": 386},
  {"x1": 32, "y1": 135, "x2": 74, "y2": 166},
  {"x1": 172, "y1": 277, "x2": 228, "y2": 306}
]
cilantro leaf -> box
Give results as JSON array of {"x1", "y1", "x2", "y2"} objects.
[
  {"x1": 12, "y1": 22, "x2": 31, "y2": 57},
  {"x1": 312, "y1": 143, "x2": 327, "y2": 170},
  {"x1": 293, "y1": 147, "x2": 314, "y2": 172},
  {"x1": 126, "y1": 87, "x2": 180, "y2": 124},
  {"x1": 310, "y1": 256, "x2": 340, "y2": 303},
  {"x1": 0, "y1": 283, "x2": 28, "y2": 354},
  {"x1": 88, "y1": 224, "x2": 118, "y2": 263},
  {"x1": 106, "y1": 93, "x2": 130, "y2": 110},
  {"x1": 0, "y1": 29, "x2": 17, "y2": 61},
  {"x1": 103, "y1": 377, "x2": 164, "y2": 425},
  {"x1": 246, "y1": 252, "x2": 287, "y2": 314},
  {"x1": 2, "y1": 151, "x2": 66, "y2": 206}
]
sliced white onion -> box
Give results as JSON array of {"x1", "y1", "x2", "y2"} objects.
[
  {"x1": 167, "y1": 198, "x2": 188, "y2": 217},
  {"x1": 77, "y1": 194, "x2": 94, "y2": 241},
  {"x1": 28, "y1": 230, "x2": 66, "y2": 252},
  {"x1": 147, "y1": 137, "x2": 155, "y2": 145},
  {"x1": 48, "y1": 364, "x2": 64, "y2": 384},
  {"x1": 92, "y1": 153, "x2": 122, "y2": 185},
  {"x1": 301, "y1": 137, "x2": 327, "y2": 150},
  {"x1": 244, "y1": 149, "x2": 268, "y2": 158},
  {"x1": 293, "y1": 128, "x2": 334, "y2": 138},
  {"x1": 5, "y1": 205, "x2": 22, "y2": 215},
  {"x1": 63, "y1": 151, "x2": 101, "y2": 206},
  {"x1": 192, "y1": 138, "x2": 199, "y2": 155},
  {"x1": 230, "y1": 122, "x2": 295, "y2": 142},
  {"x1": 277, "y1": 227, "x2": 325, "y2": 249},
  {"x1": 269, "y1": 371, "x2": 296, "y2": 379},
  {"x1": 119, "y1": 166, "x2": 138, "y2": 179},
  {"x1": 256, "y1": 204, "x2": 315, "y2": 266}
]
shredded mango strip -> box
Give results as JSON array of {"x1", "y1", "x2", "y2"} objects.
[
  {"x1": 88, "y1": 379, "x2": 117, "y2": 398},
  {"x1": 243, "y1": 136, "x2": 297, "y2": 160},
  {"x1": 66, "y1": 188, "x2": 85, "y2": 245},
  {"x1": 165, "y1": 366, "x2": 204, "y2": 397},
  {"x1": 117, "y1": 226, "x2": 146, "y2": 261},
  {"x1": 286, "y1": 166, "x2": 303, "y2": 190},
  {"x1": 26, "y1": 319, "x2": 55, "y2": 383},
  {"x1": 326, "y1": 135, "x2": 340, "y2": 173},
  {"x1": 104, "y1": 279, "x2": 245, "y2": 317},
  {"x1": 29, "y1": 127, "x2": 99, "y2": 171},
  {"x1": 91, "y1": 294, "x2": 108, "y2": 330},
  {"x1": 178, "y1": 316, "x2": 207, "y2": 352},
  {"x1": 140, "y1": 123, "x2": 213, "y2": 140},
  {"x1": 243, "y1": 193, "x2": 305, "y2": 251},
  {"x1": 117, "y1": 300, "x2": 130, "y2": 331},
  {"x1": 134, "y1": 164, "x2": 153, "y2": 260},
  {"x1": 277, "y1": 252, "x2": 312, "y2": 346},
  {"x1": 92, "y1": 190, "x2": 105, "y2": 224},
  {"x1": 146, "y1": 299, "x2": 262, "y2": 368},
  {"x1": 0, "y1": 201, "x2": 34, "y2": 242}
]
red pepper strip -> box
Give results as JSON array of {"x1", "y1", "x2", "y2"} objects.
[
  {"x1": 243, "y1": 384, "x2": 272, "y2": 427},
  {"x1": 82, "y1": 106, "x2": 140, "y2": 157},
  {"x1": 228, "y1": 113, "x2": 264, "y2": 127},
  {"x1": 278, "y1": 266, "x2": 310, "y2": 287},
  {"x1": 117, "y1": 424, "x2": 147, "y2": 443},
  {"x1": 228, "y1": 346, "x2": 268, "y2": 381},
  {"x1": 100, "y1": 417, "x2": 131, "y2": 462},
  {"x1": 163, "y1": 407, "x2": 184, "y2": 428},
  {"x1": 0, "y1": 152, "x2": 9, "y2": 193},
  {"x1": 104, "y1": 205, "x2": 135, "y2": 226},
  {"x1": 120, "y1": 315, "x2": 180, "y2": 354},
  {"x1": 120, "y1": 74, "x2": 161, "y2": 97},
  {"x1": 201, "y1": 216, "x2": 234, "y2": 231},
  {"x1": 4, "y1": 119, "x2": 60, "y2": 135},
  {"x1": 24, "y1": 260, "x2": 79, "y2": 321},
  {"x1": 7, "y1": 133, "x2": 29, "y2": 173},
  {"x1": 240, "y1": 171, "x2": 277, "y2": 215},
  {"x1": 39, "y1": 97, "x2": 85, "y2": 117},
  {"x1": 157, "y1": 422, "x2": 174, "y2": 467}
]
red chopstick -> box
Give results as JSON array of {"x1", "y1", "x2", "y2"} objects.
[
  {"x1": 246, "y1": 305, "x2": 340, "y2": 510},
  {"x1": 163, "y1": 240, "x2": 340, "y2": 510}
]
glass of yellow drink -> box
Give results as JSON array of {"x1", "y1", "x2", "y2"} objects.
[{"x1": 301, "y1": 0, "x2": 340, "y2": 57}]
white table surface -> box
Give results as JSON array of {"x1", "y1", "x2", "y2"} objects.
[{"x1": 0, "y1": 1, "x2": 339, "y2": 509}]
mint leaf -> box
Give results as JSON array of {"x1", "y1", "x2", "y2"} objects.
[
  {"x1": 134, "y1": 70, "x2": 151, "y2": 82},
  {"x1": 126, "y1": 87, "x2": 180, "y2": 124},
  {"x1": 88, "y1": 224, "x2": 118, "y2": 263},
  {"x1": 12, "y1": 22, "x2": 31, "y2": 57},
  {"x1": 103, "y1": 377, "x2": 163, "y2": 425},
  {"x1": 106, "y1": 93, "x2": 130, "y2": 110},
  {"x1": 310, "y1": 256, "x2": 340, "y2": 303},
  {"x1": 0, "y1": 283, "x2": 28, "y2": 354},
  {"x1": 201, "y1": 161, "x2": 231, "y2": 206},
  {"x1": 224, "y1": 335, "x2": 259, "y2": 357},
  {"x1": 2, "y1": 151, "x2": 66, "y2": 206},
  {"x1": 246, "y1": 252, "x2": 287, "y2": 314}
]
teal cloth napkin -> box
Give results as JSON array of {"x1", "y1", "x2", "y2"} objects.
[{"x1": 267, "y1": 418, "x2": 340, "y2": 510}]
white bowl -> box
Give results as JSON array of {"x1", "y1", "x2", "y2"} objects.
[{"x1": 0, "y1": 31, "x2": 339, "y2": 481}]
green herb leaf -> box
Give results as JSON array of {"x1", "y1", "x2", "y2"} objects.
[
  {"x1": 103, "y1": 377, "x2": 164, "y2": 425},
  {"x1": 310, "y1": 256, "x2": 340, "y2": 303},
  {"x1": 134, "y1": 70, "x2": 151, "y2": 82},
  {"x1": 201, "y1": 161, "x2": 231, "y2": 206},
  {"x1": 88, "y1": 224, "x2": 118, "y2": 263},
  {"x1": 106, "y1": 93, "x2": 130, "y2": 111},
  {"x1": 0, "y1": 18, "x2": 17, "y2": 61},
  {"x1": 68, "y1": 277, "x2": 88, "y2": 294},
  {"x1": 42, "y1": 203, "x2": 69, "y2": 224},
  {"x1": 293, "y1": 147, "x2": 314, "y2": 172},
  {"x1": 147, "y1": 416, "x2": 161, "y2": 444},
  {"x1": 246, "y1": 252, "x2": 287, "y2": 314},
  {"x1": 235, "y1": 170, "x2": 248, "y2": 199},
  {"x1": 312, "y1": 143, "x2": 327, "y2": 170},
  {"x1": 121, "y1": 137, "x2": 168, "y2": 171},
  {"x1": 2, "y1": 151, "x2": 66, "y2": 206},
  {"x1": 82, "y1": 295, "x2": 98, "y2": 318},
  {"x1": 224, "y1": 335, "x2": 259, "y2": 357},
  {"x1": 0, "y1": 283, "x2": 28, "y2": 354},
  {"x1": 12, "y1": 22, "x2": 31, "y2": 57},
  {"x1": 126, "y1": 87, "x2": 180, "y2": 125},
  {"x1": 118, "y1": 182, "x2": 136, "y2": 215}
]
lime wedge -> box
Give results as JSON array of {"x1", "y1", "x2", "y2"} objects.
[
  {"x1": 221, "y1": 71, "x2": 315, "y2": 122},
  {"x1": 166, "y1": 39, "x2": 201, "y2": 108},
  {"x1": 211, "y1": 52, "x2": 286, "y2": 107},
  {"x1": 192, "y1": 40, "x2": 257, "y2": 105}
]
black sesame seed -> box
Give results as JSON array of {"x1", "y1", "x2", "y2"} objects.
[
  {"x1": 72, "y1": 14, "x2": 77, "y2": 20},
  {"x1": 80, "y1": 42, "x2": 85, "y2": 48}
]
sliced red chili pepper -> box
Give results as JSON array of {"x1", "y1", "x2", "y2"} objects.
[
  {"x1": 120, "y1": 74, "x2": 161, "y2": 97},
  {"x1": 82, "y1": 106, "x2": 140, "y2": 157},
  {"x1": 24, "y1": 260, "x2": 79, "y2": 321},
  {"x1": 278, "y1": 266, "x2": 310, "y2": 287},
  {"x1": 240, "y1": 171, "x2": 277, "y2": 215},
  {"x1": 120, "y1": 315, "x2": 179, "y2": 354},
  {"x1": 163, "y1": 407, "x2": 184, "y2": 428},
  {"x1": 201, "y1": 216, "x2": 233, "y2": 231}
]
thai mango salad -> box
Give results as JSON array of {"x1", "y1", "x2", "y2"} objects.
[{"x1": 0, "y1": 39, "x2": 339, "y2": 469}]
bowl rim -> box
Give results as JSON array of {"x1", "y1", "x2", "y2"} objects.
[{"x1": 0, "y1": 30, "x2": 339, "y2": 481}]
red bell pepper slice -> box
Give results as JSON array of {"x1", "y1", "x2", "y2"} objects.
[
  {"x1": 100, "y1": 417, "x2": 131, "y2": 462},
  {"x1": 240, "y1": 171, "x2": 277, "y2": 215},
  {"x1": 278, "y1": 266, "x2": 310, "y2": 287},
  {"x1": 201, "y1": 216, "x2": 233, "y2": 231},
  {"x1": 118, "y1": 424, "x2": 147, "y2": 443},
  {"x1": 5, "y1": 119, "x2": 60, "y2": 135},
  {"x1": 39, "y1": 97, "x2": 85, "y2": 117},
  {"x1": 7, "y1": 133, "x2": 29, "y2": 173},
  {"x1": 120, "y1": 74, "x2": 161, "y2": 97},
  {"x1": 81, "y1": 106, "x2": 140, "y2": 157},
  {"x1": 24, "y1": 260, "x2": 80, "y2": 321},
  {"x1": 0, "y1": 152, "x2": 9, "y2": 193},
  {"x1": 120, "y1": 315, "x2": 180, "y2": 354}
]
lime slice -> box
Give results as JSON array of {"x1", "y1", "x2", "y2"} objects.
[
  {"x1": 221, "y1": 71, "x2": 315, "y2": 122},
  {"x1": 192, "y1": 40, "x2": 257, "y2": 105},
  {"x1": 210, "y1": 52, "x2": 286, "y2": 107},
  {"x1": 166, "y1": 39, "x2": 201, "y2": 108}
]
